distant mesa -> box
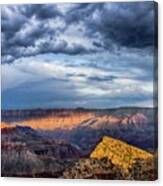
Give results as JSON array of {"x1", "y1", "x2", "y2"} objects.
[{"x1": 79, "y1": 113, "x2": 148, "y2": 129}]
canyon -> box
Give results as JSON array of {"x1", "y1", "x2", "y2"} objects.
[{"x1": 1, "y1": 107, "x2": 158, "y2": 179}]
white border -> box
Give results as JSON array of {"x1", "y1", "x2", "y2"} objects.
[{"x1": 0, "y1": 0, "x2": 162, "y2": 186}]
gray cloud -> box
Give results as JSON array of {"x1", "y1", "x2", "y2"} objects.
[
  {"x1": 94, "y1": 3, "x2": 154, "y2": 48},
  {"x1": 1, "y1": 2, "x2": 157, "y2": 109},
  {"x1": 1, "y1": 2, "x2": 157, "y2": 63},
  {"x1": 87, "y1": 75, "x2": 117, "y2": 82},
  {"x1": 24, "y1": 4, "x2": 62, "y2": 19}
]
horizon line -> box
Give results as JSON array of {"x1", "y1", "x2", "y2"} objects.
[{"x1": 1, "y1": 106, "x2": 157, "y2": 111}]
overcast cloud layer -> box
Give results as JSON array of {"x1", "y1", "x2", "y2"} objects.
[{"x1": 1, "y1": 2, "x2": 157, "y2": 109}]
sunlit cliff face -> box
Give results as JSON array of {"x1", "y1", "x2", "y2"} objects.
[
  {"x1": 1, "y1": 122, "x2": 14, "y2": 129},
  {"x1": 14, "y1": 112, "x2": 95, "y2": 130},
  {"x1": 1, "y1": 112, "x2": 148, "y2": 131}
]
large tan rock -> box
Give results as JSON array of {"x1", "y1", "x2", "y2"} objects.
[{"x1": 90, "y1": 136, "x2": 153, "y2": 170}]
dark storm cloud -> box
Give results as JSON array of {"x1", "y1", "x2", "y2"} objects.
[
  {"x1": 13, "y1": 24, "x2": 53, "y2": 48},
  {"x1": 1, "y1": 4, "x2": 63, "y2": 62},
  {"x1": 1, "y1": 2, "x2": 156, "y2": 109},
  {"x1": 1, "y1": 2, "x2": 156, "y2": 63},
  {"x1": 36, "y1": 41, "x2": 91, "y2": 56},
  {"x1": 86, "y1": 2, "x2": 155, "y2": 49},
  {"x1": 87, "y1": 75, "x2": 117, "y2": 82},
  {"x1": 64, "y1": 2, "x2": 155, "y2": 48},
  {"x1": 23, "y1": 4, "x2": 62, "y2": 19},
  {"x1": 64, "y1": 3, "x2": 99, "y2": 24}
]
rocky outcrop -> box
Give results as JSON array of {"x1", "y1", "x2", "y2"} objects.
[
  {"x1": 62, "y1": 158, "x2": 124, "y2": 179},
  {"x1": 90, "y1": 136, "x2": 153, "y2": 170},
  {"x1": 62, "y1": 136, "x2": 157, "y2": 180}
]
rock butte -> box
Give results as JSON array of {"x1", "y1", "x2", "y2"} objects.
[{"x1": 90, "y1": 136, "x2": 153, "y2": 170}]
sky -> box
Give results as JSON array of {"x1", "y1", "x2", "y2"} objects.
[{"x1": 1, "y1": 2, "x2": 157, "y2": 109}]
